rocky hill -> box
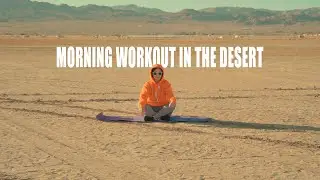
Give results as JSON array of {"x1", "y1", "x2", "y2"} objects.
[{"x1": 0, "y1": 0, "x2": 319, "y2": 25}]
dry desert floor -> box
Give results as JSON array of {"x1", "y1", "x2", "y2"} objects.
[{"x1": 0, "y1": 35, "x2": 319, "y2": 180}]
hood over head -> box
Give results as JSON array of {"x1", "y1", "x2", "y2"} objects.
[{"x1": 149, "y1": 64, "x2": 165, "y2": 83}]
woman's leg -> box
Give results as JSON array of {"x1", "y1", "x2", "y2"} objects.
[
  {"x1": 144, "y1": 104, "x2": 157, "y2": 116},
  {"x1": 153, "y1": 104, "x2": 175, "y2": 120}
]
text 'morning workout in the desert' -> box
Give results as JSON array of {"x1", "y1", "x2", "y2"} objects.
[{"x1": 56, "y1": 46, "x2": 264, "y2": 68}]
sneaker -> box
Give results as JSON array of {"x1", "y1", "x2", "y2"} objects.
[
  {"x1": 144, "y1": 116, "x2": 154, "y2": 122},
  {"x1": 160, "y1": 115, "x2": 171, "y2": 121}
]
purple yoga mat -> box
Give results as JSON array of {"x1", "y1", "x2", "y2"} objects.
[
  {"x1": 96, "y1": 113, "x2": 211, "y2": 122},
  {"x1": 96, "y1": 113, "x2": 144, "y2": 122}
]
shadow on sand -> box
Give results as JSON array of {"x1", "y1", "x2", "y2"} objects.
[{"x1": 179, "y1": 118, "x2": 320, "y2": 132}]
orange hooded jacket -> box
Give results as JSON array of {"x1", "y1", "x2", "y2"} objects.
[{"x1": 138, "y1": 64, "x2": 176, "y2": 111}]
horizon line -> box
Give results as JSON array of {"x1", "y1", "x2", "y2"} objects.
[{"x1": 30, "y1": 1, "x2": 320, "y2": 13}]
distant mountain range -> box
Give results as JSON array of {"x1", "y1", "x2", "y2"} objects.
[{"x1": 0, "y1": 0, "x2": 319, "y2": 25}]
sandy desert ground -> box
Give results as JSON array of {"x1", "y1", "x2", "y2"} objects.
[{"x1": 0, "y1": 35, "x2": 319, "y2": 180}]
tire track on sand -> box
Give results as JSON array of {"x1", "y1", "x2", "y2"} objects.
[
  {"x1": 0, "y1": 113, "x2": 153, "y2": 179},
  {"x1": 223, "y1": 135, "x2": 320, "y2": 151},
  {"x1": 0, "y1": 97, "x2": 138, "y2": 115},
  {"x1": 0, "y1": 122, "x2": 100, "y2": 179}
]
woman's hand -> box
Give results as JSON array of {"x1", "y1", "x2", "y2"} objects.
[{"x1": 169, "y1": 102, "x2": 176, "y2": 108}]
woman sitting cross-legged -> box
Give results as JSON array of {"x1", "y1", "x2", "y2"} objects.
[{"x1": 138, "y1": 64, "x2": 176, "y2": 121}]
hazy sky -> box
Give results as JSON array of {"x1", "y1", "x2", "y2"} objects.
[{"x1": 32, "y1": 0, "x2": 320, "y2": 12}]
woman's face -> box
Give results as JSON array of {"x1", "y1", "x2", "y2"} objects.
[{"x1": 152, "y1": 68, "x2": 163, "y2": 82}]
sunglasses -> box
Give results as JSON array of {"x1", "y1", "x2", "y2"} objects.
[{"x1": 152, "y1": 72, "x2": 162, "y2": 76}]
